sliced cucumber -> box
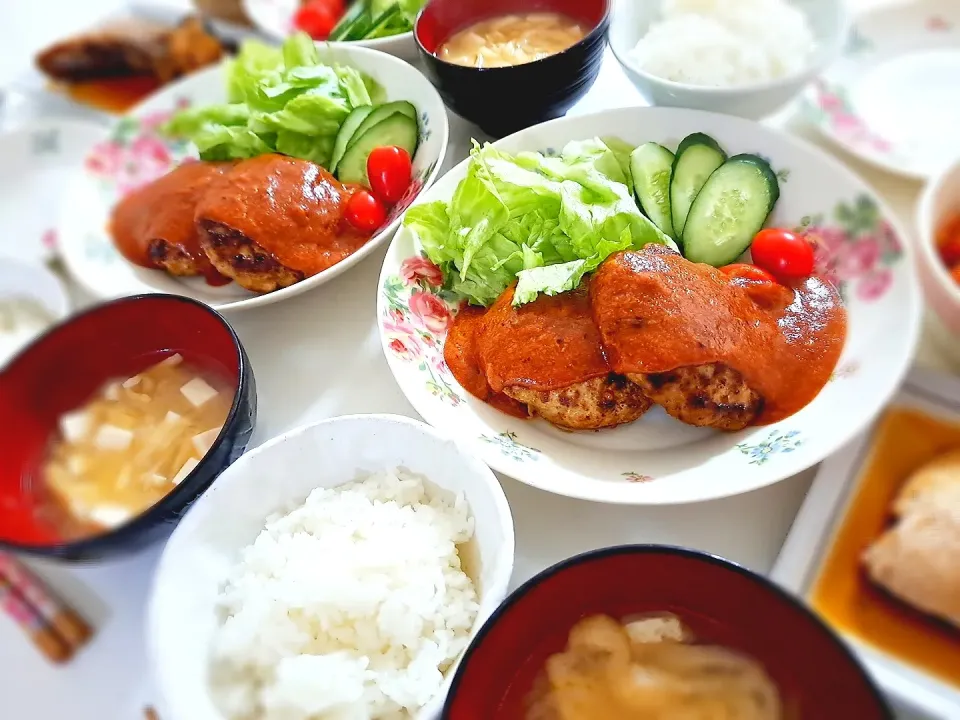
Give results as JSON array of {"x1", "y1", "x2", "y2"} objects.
[
  {"x1": 682, "y1": 154, "x2": 781, "y2": 267},
  {"x1": 329, "y1": 1, "x2": 368, "y2": 41},
  {"x1": 348, "y1": 101, "x2": 417, "y2": 148},
  {"x1": 363, "y1": 6, "x2": 404, "y2": 39},
  {"x1": 630, "y1": 143, "x2": 675, "y2": 239},
  {"x1": 330, "y1": 105, "x2": 374, "y2": 174},
  {"x1": 670, "y1": 133, "x2": 727, "y2": 241},
  {"x1": 336, "y1": 111, "x2": 419, "y2": 185}
]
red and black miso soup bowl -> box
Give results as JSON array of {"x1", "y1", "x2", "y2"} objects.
[
  {"x1": 0, "y1": 294, "x2": 257, "y2": 562},
  {"x1": 415, "y1": 0, "x2": 610, "y2": 138},
  {"x1": 444, "y1": 545, "x2": 893, "y2": 719}
]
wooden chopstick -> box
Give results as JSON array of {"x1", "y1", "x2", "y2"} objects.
[
  {"x1": 0, "y1": 573, "x2": 72, "y2": 663},
  {"x1": 0, "y1": 552, "x2": 93, "y2": 663}
]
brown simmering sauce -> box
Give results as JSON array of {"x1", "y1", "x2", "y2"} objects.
[
  {"x1": 195, "y1": 154, "x2": 371, "y2": 277},
  {"x1": 444, "y1": 281, "x2": 609, "y2": 417},
  {"x1": 810, "y1": 407, "x2": 960, "y2": 688},
  {"x1": 111, "y1": 160, "x2": 230, "y2": 271},
  {"x1": 590, "y1": 247, "x2": 847, "y2": 425},
  {"x1": 62, "y1": 76, "x2": 163, "y2": 114}
]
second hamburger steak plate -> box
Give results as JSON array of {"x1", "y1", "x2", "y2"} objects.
[
  {"x1": 57, "y1": 36, "x2": 448, "y2": 312},
  {"x1": 378, "y1": 106, "x2": 921, "y2": 505}
]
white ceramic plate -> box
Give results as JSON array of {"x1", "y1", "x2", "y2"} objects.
[
  {"x1": 57, "y1": 45, "x2": 448, "y2": 312},
  {"x1": 772, "y1": 368, "x2": 960, "y2": 719},
  {"x1": 0, "y1": 119, "x2": 105, "y2": 266},
  {"x1": 243, "y1": 0, "x2": 418, "y2": 62},
  {"x1": 148, "y1": 414, "x2": 515, "y2": 720},
  {"x1": 377, "y1": 106, "x2": 922, "y2": 506},
  {"x1": 803, "y1": 0, "x2": 960, "y2": 180}
]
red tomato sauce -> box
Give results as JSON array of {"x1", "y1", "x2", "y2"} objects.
[
  {"x1": 444, "y1": 246, "x2": 847, "y2": 427},
  {"x1": 591, "y1": 246, "x2": 847, "y2": 425},
  {"x1": 110, "y1": 161, "x2": 231, "y2": 282},
  {"x1": 195, "y1": 154, "x2": 372, "y2": 277}
]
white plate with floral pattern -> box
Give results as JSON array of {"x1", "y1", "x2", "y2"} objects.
[
  {"x1": 57, "y1": 44, "x2": 448, "y2": 312},
  {"x1": 377, "y1": 106, "x2": 922, "y2": 505},
  {"x1": 803, "y1": 0, "x2": 960, "y2": 180},
  {"x1": 0, "y1": 119, "x2": 105, "y2": 268}
]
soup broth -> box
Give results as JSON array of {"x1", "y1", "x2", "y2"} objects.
[
  {"x1": 437, "y1": 13, "x2": 587, "y2": 68},
  {"x1": 525, "y1": 614, "x2": 783, "y2": 720},
  {"x1": 42, "y1": 352, "x2": 232, "y2": 535}
]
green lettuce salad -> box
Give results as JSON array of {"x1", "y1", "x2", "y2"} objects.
[
  {"x1": 403, "y1": 138, "x2": 676, "y2": 307},
  {"x1": 164, "y1": 33, "x2": 384, "y2": 167}
]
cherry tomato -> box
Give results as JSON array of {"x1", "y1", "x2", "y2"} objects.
[
  {"x1": 367, "y1": 146, "x2": 413, "y2": 205},
  {"x1": 750, "y1": 228, "x2": 815, "y2": 280},
  {"x1": 293, "y1": 0, "x2": 344, "y2": 40},
  {"x1": 345, "y1": 190, "x2": 387, "y2": 232},
  {"x1": 720, "y1": 263, "x2": 777, "y2": 284},
  {"x1": 939, "y1": 236, "x2": 960, "y2": 268},
  {"x1": 937, "y1": 215, "x2": 960, "y2": 266},
  {"x1": 951, "y1": 264, "x2": 960, "y2": 286}
]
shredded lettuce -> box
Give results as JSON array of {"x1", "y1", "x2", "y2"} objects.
[
  {"x1": 163, "y1": 33, "x2": 383, "y2": 166},
  {"x1": 403, "y1": 138, "x2": 676, "y2": 307}
]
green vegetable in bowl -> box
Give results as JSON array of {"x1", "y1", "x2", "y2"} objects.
[
  {"x1": 164, "y1": 33, "x2": 386, "y2": 168},
  {"x1": 403, "y1": 138, "x2": 676, "y2": 308},
  {"x1": 329, "y1": 0, "x2": 426, "y2": 42}
]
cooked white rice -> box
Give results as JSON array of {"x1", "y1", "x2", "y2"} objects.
[
  {"x1": 628, "y1": 0, "x2": 816, "y2": 87},
  {"x1": 209, "y1": 469, "x2": 479, "y2": 720}
]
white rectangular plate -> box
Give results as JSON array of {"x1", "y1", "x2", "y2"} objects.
[{"x1": 772, "y1": 367, "x2": 960, "y2": 719}]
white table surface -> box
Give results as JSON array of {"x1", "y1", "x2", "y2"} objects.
[{"x1": 1, "y1": 1, "x2": 957, "y2": 718}]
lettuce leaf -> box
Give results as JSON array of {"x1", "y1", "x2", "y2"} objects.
[
  {"x1": 403, "y1": 138, "x2": 675, "y2": 306},
  {"x1": 163, "y1": 33, "x2": 383, "y2": 166}
]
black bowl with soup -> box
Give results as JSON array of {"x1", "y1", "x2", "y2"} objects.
[
  {"x1": 415, "y1": 0, "x2": 610, "y2": 138},
  {"x1": 0, "y1": 295, "x2": 257, "y2": 561}
]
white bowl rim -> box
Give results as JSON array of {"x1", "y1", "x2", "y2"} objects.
[
  {"x1": 917, "y1": 157, "x2": 960, "y2": 304},
  {"x1": 147, "y1": 412, "x2": 517, "y2": 720},
  {"x1": 0, "y1": 258, "x2": 71, "y2": 321},
  {"x1": 608, "y1": 0, "x2": 851, "y2": 96}
]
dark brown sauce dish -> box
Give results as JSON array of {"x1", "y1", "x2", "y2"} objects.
[{"x1": 415, "y1": 0, "x2": 610, "y2": 138}]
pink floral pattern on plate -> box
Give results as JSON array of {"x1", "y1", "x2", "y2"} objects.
[
  {"x1": 808, "y1": 80, "x2": 893, "y2": 157},
  {"x1": 84, "y1": 98, "x2": 192, "y2": 197},
  {"x1": 798, "y1": 194, "x2": 902, "y2": 303},
  {"x1": 381, "y1": 257, "x2": 463, "y2": 406}
]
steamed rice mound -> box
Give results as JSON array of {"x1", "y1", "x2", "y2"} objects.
[
  {"x1": 628, "y1": 0, "x2": 816, "y2": 87},
  {"x1": 210, "y1": 470, "x2": 479, "y2": 720}
]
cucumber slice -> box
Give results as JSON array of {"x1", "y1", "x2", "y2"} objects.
[
  {"x1": 329, "y1": 1, "x2": 369, "y2": 41},
  {"x1": 336, "y1": 111, "x2": 419, "y2": 185},
  {"x1": 362, "y1": 6, "x2": 404, "y2": 39},
  {"x1": 670, "y1": 133, "x2": 727, "y2": 240},
  {"x1": 348, "y1": 101, "x2": 417, "y2": 149},
  {"x1": 681, "y1": 154, "x2": 781, "y2": 267},
  {"x1": 330, "y1": 105, "x2": 374, "y2": 174},
  {"x1": 630, "y1": 143, "x2": 675, "y2": 239}
]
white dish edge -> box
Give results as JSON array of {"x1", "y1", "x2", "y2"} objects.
[{"x1": 771, "y1": 366, "x2": 960, "y2": 719}]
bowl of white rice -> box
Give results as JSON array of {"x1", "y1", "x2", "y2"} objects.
[
  {"x1": 608, "y1": 0, "x2": 849, "y2": 119},
  {"x1": 147, "y1": 414, "x2": 515, "y2": 720}
]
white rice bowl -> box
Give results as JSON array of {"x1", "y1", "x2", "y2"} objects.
[
  {"x1": 628, "y1": 0, "x2": 816, "y2": 87},
  {"x1": 148, "y1": 415, "x2": 515, "y2": 720}
]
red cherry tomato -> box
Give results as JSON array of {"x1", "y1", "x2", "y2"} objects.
[
  {"x1": 366, "y1": 146, "x2": 413, "y2": 205},
  {"x1": 951, "y1": 264, "x2": 960, "y2": 286},
  {"x1": 750, "y1": 228, "x2": 815, "y2": 280},
  {"x1": 293, "y1": 0, "x2": 343, "y2": 40},
  {"x1": 938, "y1": 216, "x2": 960, "y2": 267},
  {"x1": 345, "y1": 190, "x2": 387, "y2": 232},
  {"x1": 720, "y1": 263, "x2": 777, "y2": 284}
]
